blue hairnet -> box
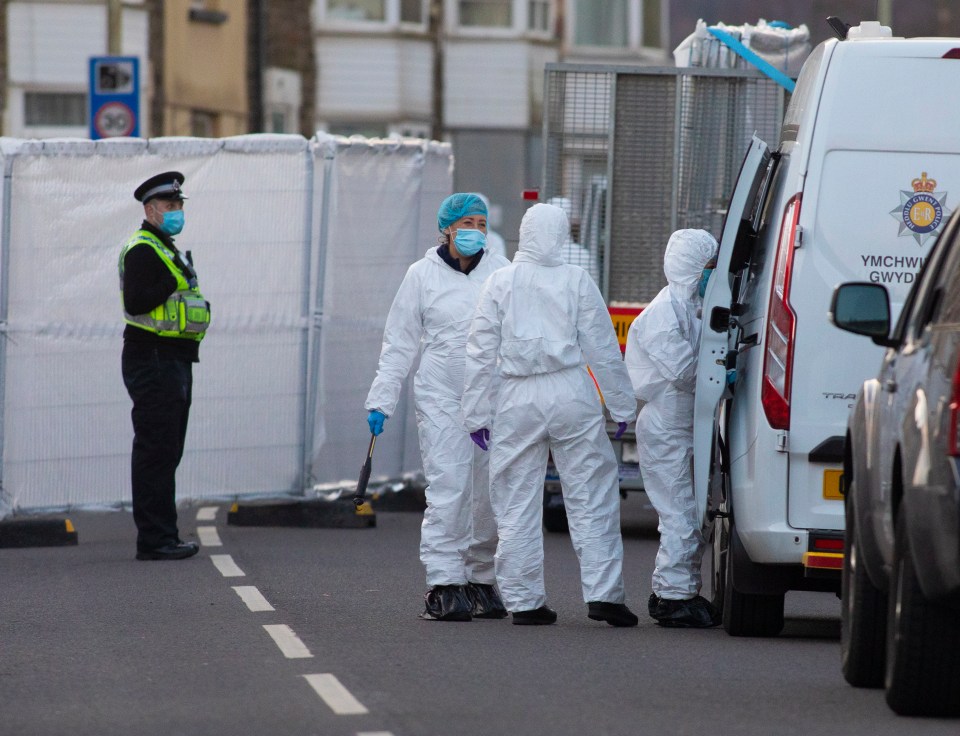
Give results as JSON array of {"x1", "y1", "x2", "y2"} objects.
[{"x1": 437, "y1": 193, "x2": 487, "y2": 232}]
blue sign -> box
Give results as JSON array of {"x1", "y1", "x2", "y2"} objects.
[{"x1": 88, "y1": 56, "x2": 140, "y2": 139}]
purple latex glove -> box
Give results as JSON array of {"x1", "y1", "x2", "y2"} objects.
[
  {"x1": 470, "y1": 428, "x2": 490, "y2": 451},
  {"x1": 614, "y1": 421, "x2": 628, "y2": 440}
]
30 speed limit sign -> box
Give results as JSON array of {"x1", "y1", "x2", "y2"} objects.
[
  {"x1": 93, "y1": 101, "x2": 135, "y2": 138},
  {"x1": 88, "y1": 56, "x2": 140, "y2": 139}
]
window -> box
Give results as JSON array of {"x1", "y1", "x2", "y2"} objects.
[
  {"x1": 641, "y1": 0, "x2": 660, "y2": 48},
  {"x1": 401, "y1": 0, "x2": 423, "y2": 23},
  {"x1": 327, "y1": 0, "x2": 386, "y2": 22},
  {"x1": 190, "y1": 110, "x2": 218, "y2": 137},
  {"x1": 24, "y1": 92, "x2": 86, "y2": 126},
  {"x1": 528, "y1": 0, "x2": 549, "y2": 32},
  {"x1": 459, "y1": 0, "x2": 512, "y2": 28},
  {"x1": 780, "y1": 43, "x2": 825, "y2": 143},
  {"x1": 573, "y1": 0, "x2": 628, "y2": 47}
]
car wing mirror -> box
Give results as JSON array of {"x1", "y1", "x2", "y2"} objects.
[{"x1": 829, "y1": 282, "x2": 897, "y2": 347}]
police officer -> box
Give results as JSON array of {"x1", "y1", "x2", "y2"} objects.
[{"x1": 120, "y1": 171, "x2": 210, "y2": 560}]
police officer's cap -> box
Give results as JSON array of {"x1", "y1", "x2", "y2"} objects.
[{"x1": 134, "y1": 171, "x2": 187, "y2": 204}]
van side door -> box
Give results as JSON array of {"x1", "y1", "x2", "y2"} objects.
[{"x1": 694, "y1": 135, "x2": 775, "y2": 530}]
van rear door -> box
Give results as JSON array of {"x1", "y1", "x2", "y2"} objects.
[{"x1": 694, "y1": 135, "x2": 772, "y2": 529}]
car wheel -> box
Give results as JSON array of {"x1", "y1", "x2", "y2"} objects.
[
  {"x1": 542, "y1": 491, "x2": 568, "y2": 533},
  {"x1": 717, "y1": 519, "x2": 785, "y2": 637},
  {"x1": 884, "y1": 512, "x2": 960, "y2": 716},
  {"x1": 708, "y1": 433, "x2": 730, "y2": 612},
  {"x1": 709, "y1": 514, "x2": 728, "y2": 614},
  {"x1": 841, "y1": 480, "x2": 887, "y2": 688}
]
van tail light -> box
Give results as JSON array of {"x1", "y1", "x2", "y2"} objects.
[
  {"x1": 948, "y1": 357, "x2": 960, "y2": 456},
  {"x1": 761, "y1": 194, "x2": 801, "y2": 430},
  {"x1": 943, "y1": 49, "x2": 960, "y2": 59}
]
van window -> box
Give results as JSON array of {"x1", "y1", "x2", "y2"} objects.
[
  {"x1": 739, "y1": 153, "x2": 789, "y2": 311},
  {"x1": 780, "y1": 43, "x2": 826, "y2": 144}
]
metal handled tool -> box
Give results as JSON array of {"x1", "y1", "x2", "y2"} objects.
[{"x1": 353, "y1": 434, "x2": 377, "y2": 507}]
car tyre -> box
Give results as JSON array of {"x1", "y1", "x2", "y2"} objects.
[
  {"x1": 542, "y1": 491, "x2": 568, "y2": 533},
  {"x1": 709, "y1": 515, "x2": 728, "y2": 614},
  {"x1": 714, "y1": 517, "x2": 785, "y2": 637},
  {"x1": 884, "y1": 512, "x2": 960, "y2": 716},
  {"x1": 719, "y1": 521, "x2": 784, "y2": 637},
  {"x1": 841, "y1": 481, "x2": 887, "y2": 688}
]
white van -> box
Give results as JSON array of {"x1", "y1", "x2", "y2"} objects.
[{"x1": 694, "y1": 22, "x2": 960, "y2": 636}]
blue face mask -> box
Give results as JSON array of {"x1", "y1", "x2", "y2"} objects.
[
  {"x1": 453, "y1": 228, "x2": 486, "y2": 257},
  {"x1": 160, "y1": 210, "x2": 184, "y2": 236},
  {"x1": 698, "y1": 267, "x2": 714, "y2": 298}
]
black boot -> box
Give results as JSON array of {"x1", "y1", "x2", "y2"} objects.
[
  {"x1": 468, "y1": 582, "x2": 508, "y2": 619},
  {"x1": 648, "y1": 593, "x2": 721, "y2": 628},
  {"x1": 587, "y1": 601, "x2": 639, "y2": 627},
  {"x1": 512, "y1": 605, "x2": 557, "y2": 626},
  {"x1": 420, "y1": 585, "x2": 473, "y2": 621}
]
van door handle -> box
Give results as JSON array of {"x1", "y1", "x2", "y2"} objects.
[{"x1": 884, "y1": 379, "x2": 897, "y2": 393}]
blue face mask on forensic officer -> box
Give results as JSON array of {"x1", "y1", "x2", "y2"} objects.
[
  {"x1": 159, "y1": 209, "x2": 184, "y2": 236},
  {"x1": 698, "y1": 267, "x2": 714, "y2": 298},
  {"x1": 453, "y1": 228, "x2": 486, "y2": 256}
]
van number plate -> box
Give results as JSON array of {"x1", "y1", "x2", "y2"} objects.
[{"x1": 823, "y1": 469, "x2": 844, "y2": 500}]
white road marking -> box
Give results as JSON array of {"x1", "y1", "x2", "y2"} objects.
[
  {"x1": 357, "y1": 732, "x2": 394, "y2": 736},
  {"x1": 303, "y1": 674, "x2": 369, "y2": 715},
  {"x1": 264, "y1": 624, "x2": 313, "y2": 659},
  {"x1": 210, "y1": 554, "x2": 245, "y2": 577},
  {"x1": 197, "y1": 525, "x2": 222, "y2": 546},
  {"x1": 232, "y1": 585, "x2": 275, "y2": 612},
  {"x1": 196, "y1": 506, "x2": 218, "y2": 521}
]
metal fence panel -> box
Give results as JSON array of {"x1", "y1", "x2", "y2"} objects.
[
  {"x1": 543, "y1": 64, "x2": 786, "y2": 304},
  {"x1": 608, "y1": 73, "x2": 677, "y2": 303}
]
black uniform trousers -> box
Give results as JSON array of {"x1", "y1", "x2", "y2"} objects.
[{"x1": 122, "y1": 347, "x2": 193, "y2": 552}]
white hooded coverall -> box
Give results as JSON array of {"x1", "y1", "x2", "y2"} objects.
[
  {"x1": 366, "y1": 246, "x2": 510, "y2": 587},
  {"x1": 462, "y1": 203, "x2": 637, "y2": 612},
  {"x1": 624, "y1": 229, "x2": 719, "y2": 600}
]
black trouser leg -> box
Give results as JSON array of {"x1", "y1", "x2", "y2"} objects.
[{"x1": 122, "y1": 350, "x2": 193, "y2": 552}]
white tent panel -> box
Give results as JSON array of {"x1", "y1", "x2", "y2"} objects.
[
  {"x1": 0, "y1": 133, "x2": 451, "y2": 513},
  {"x1": 1, "y1": 135, "x2": 312, "y2": 510},
  {"x1": 308, "y1": 135, "x2": 452, "y2": 485}
]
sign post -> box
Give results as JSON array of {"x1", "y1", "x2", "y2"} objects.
[{"x1": 88, "y1": 56, "x2": 140, "y2": 139}]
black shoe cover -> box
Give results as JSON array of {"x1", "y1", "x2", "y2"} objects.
[
  {"x1": 648, "y1": 594, "x2": 721, "y2": 628},
  {"x1": 420, "y1": 585, "x2": 473, "y2": 621},
  {"x1": 587, "y1": 601, "x2": 639, "y2": 627},
  {"x1": 468, "y1": 582, "x2": 508, "y2": 619},
  {"x1": 512, "y1": 605, "x2": 557, "y2": 626}
]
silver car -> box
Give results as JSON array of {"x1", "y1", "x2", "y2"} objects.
[{"x1": 830, "y1": 207, "x2": 960, "y2": 717}]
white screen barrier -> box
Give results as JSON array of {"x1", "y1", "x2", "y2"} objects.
[{"x1": 0, "y1": 133, "x2": 452, "y2": 514}]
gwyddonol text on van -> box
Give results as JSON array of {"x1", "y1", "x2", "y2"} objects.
[{"x1": 860, "y1": 254, "x2": 926, "y2": 284}]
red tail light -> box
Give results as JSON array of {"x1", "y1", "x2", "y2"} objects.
[
  {"x1": 943, "y1": 49, "x2": 960, "y2": 59},
  {"x1": 761, "y1": 195, "x2": 801, "y2": 430},
  {"x1": 948, "y1": 357, "x2": 960, "y2": 456}
]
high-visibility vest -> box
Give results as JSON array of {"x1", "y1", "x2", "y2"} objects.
[{"x1": 118, "y1": 229, "x2": 210, "y2": 341}]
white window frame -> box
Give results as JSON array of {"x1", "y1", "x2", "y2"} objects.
[
  {"x1": 399, "y1": 0, "x2": 428, "y2": 28},
  {"x1": 447, "y1": 0, "x2": 525, "y2": 38},
  {"x1": 318, "y1": 0, "x2": 389, "y2": 28},
  {"x1": 6, "y1": 86, "x2": 88, "y2": 139},
  {"x1": 525, "y1": 0, "x2": 552, "y2": 38},
  {"x1": 565, "y1": 0, "x2": 648, "y2": 53},
  {"x1": 317, "y1": 0, "x2": 428, "y2": 30}
]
